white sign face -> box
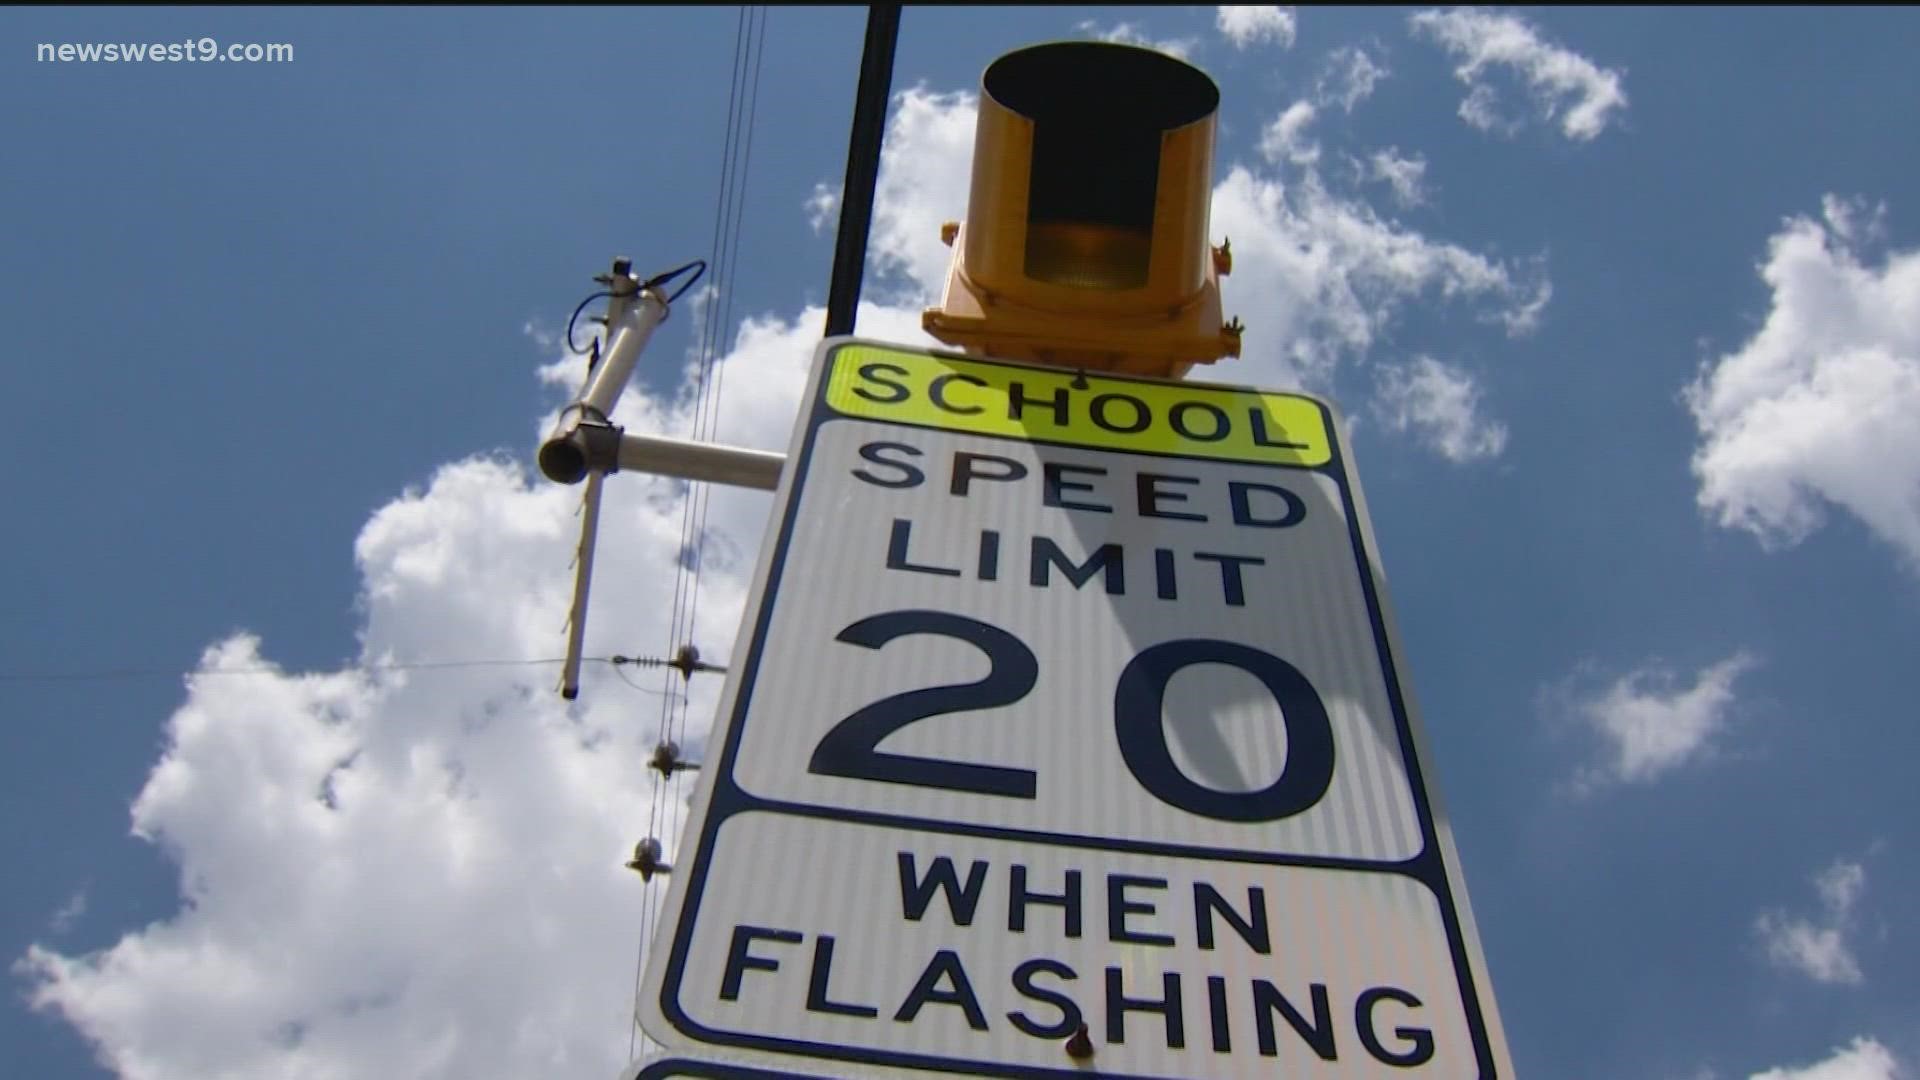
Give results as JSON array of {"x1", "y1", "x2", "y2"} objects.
[{"x1": 638, "y1": 339, "x2": 1513, "y2": 1078}]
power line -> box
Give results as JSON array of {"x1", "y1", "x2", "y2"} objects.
[
  {"x1": 681, "y1": 2, "x2": 766, "y2": 705},
  {"x1": 631, "y1": 10, "x2": 766, "y2": 1058},
  {"x1": 0, "y1": 654, "x2": 698, "y2": 686}
]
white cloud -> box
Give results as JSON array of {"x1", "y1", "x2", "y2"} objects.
[
  {"x1": 1370, "y1": 355, "x2": 1507, "y2": 462},
  {"x1": 1457, "y1": 82, "x2": 1523, "y2": 138},
  {"x1": 17, "y1": 452, "x2": 745, "y2": 1076},
  {"x1": 48, "y1": 888, "x2": 88, "y2": 936},
  {"x1": 1815, "y1": 859, "x2": 1868, "y2": 914},
  {"x1": 803, "y1": 181, "x2": 839, "y2": 236},
  {"x1": 1755, "y1": 859, "x2": 1870, "y2": 986},
  {"x1": 1317, "y1": 44, "x2": 1388, "y2": 112},
  {"x1": 13, "y1": 81, "x2": 1550, "y2": 1077},
  {"x1": 1409, "y1": 8, "x2": 1628, "y2": 140},
  {"x1": 1752, "y1": 1037, "x2": 1904, "y2": 1080},
  {"x1": 868, "y1": 86, "x2": 979, "y2": 302},
  {"x1": 1211, "y1": 162, "x2": 1550, "y2": 390},
  {"x1": 1755, "y1": 916, "x2": 1862, "y2": 987},
  {"x1": 1499, "y1": 274, "x2": 1552, "y2": 337},
  {"x1": 1561, "y1": 653, "x2": 1755, "y2": 790},
  {"x1": 1259, "y1": 100, "x2": 1321, "y2": 166},
  {"x1": 1076, "y1": 20, "x2": 1200, "y2": 62},
  {"x1": 16, "y1": 295, "x2": 936, "y2": 1079},
  {"x1": 1685, "y1": 195, "x2": 1920, "y2": 574},
  {"x1": 1216, "y1": 6, "x2": 1297, "y2": 50},
  {"x1": 1366, "y1": 146, "x2": 1429, "y2": 207}
]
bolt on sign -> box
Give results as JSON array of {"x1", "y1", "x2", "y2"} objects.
[{"x1": 636, "y1": 339, "x2": 1515, "y2": 1078}]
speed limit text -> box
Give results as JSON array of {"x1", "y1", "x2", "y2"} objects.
[{"x1": 852, "y1": 440, "x2": 1309, "y2": 608}]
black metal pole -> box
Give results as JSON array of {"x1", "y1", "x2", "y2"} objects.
[{"x1": 824, "y1": 4, "x2": 901, "y2": 338}]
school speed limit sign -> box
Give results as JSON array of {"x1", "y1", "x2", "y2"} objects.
[{"x1": 637, "y1": 339, "x2": 1514, "y2": 1078}]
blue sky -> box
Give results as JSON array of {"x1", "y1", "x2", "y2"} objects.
[{"x1": 3, "y1": 6, "x2": 1918, "y2": 1079}]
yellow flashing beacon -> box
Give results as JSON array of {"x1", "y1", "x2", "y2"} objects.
[{"x1": 923, "y1": 41, "x2": 1241, "y2": 380}]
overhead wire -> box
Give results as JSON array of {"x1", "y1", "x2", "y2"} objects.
[
  {"x1": 0, "y1": 655, "x2": 680, "y2": 684},
  {"x1": 680, "y1": 5, "x2": 765, "y2": 726},
  {"x1": 662, "y1": 20, "x2": 765, "y2": 983},
  {"x1": 633, "y1": 7, "x2": 740, "y2": 1047},
  {"x1": 629, "y1": 8, "x2": 765, "y2": 1059},
  {"x1": 674, "y1": 3, "x2": 764, "y2": 907}
]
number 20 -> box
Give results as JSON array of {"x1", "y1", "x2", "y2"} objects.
[{"x1": 807, "y1": 609, "x2": 1336, "y2": 822}]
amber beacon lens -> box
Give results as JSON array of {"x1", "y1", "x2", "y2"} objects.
[{"x1": 923, "y1": 42, "x2": 1239, "y2": 379}]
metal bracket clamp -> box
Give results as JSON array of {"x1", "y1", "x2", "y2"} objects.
[
  {"x1": 543, "y1": 423, "x2": 786, "y2": 491},
  {"x1": 540, "y1": 257, "x2": 790, "y2": 699}
]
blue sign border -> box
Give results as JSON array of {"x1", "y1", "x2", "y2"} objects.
[{"x1": 650, "y1": 342, "x2": 1504, "y2": 1078}]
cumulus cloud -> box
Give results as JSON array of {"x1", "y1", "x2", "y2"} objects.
[
  {"x1": 1216, "y1": 5, "x2": 1297, "y2": 50},
  {"x1": 1756, "y1": 914, "x2": 1862, "y2": 987},
  {"x1": 16, "y1": 290, "x2": 938, "y2": 1079},
  {"x1": 1816, "y1": 859, "x2": 1869, "y2": 914},
  {"x1": 1317, "y1": 44, "x2": 1388, "y2": 112},
  {"x1": 1456, "y1": 83, "x2": 1523, "y2": 138},
  {"x1": 1076, "y1": 19, "x2": 1200, "y2": 62},
  {"x1": 1558, "y1": 653, "x2": 1755, "y2": 791},
  {"x1": 1366, "y1": 146, "x2": 1429, "y2": 207},
  {"x1": 1258, "y1": 100, "x2": 1321, "y2": 166},
  {"x1": 1686, "y1": 195, "x2": 1920, "y2": 574},
  {"x1": 1211, "y1": 162, "x2": 1550, "y2": 390},
  {"x1": 1409, "y1": 8, "x2": 1628, "y2": 140},
  {"x1": 867, "y1": 86, "x2": 978, "y2": 301},
  {"x1": 1752, "y1": 1037, "x2": 1905, "y2": 1080},
  {"x1": 47, "y1": 889, "x2": 88, "y2": 936},
  {"x1": 1755, "y1": 859, "x2": 1871, "y2": 986},
  {"x1": 17, "y1": 377, "x2": 770, "y2": 1077},
  {"x1": 803, "y1": 181, "x2": 839, "y2": 236},
  {"x1": 1370, "y1": 355, "x2": 1507, "y2": 462},
  {"x1": 15, "y1": 79, "x2": 1552, "y2": 1077}
]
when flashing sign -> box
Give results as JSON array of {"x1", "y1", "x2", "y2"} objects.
[{"x1": 636, "y1": 339, "x2": 1513, "y2": 1078}]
